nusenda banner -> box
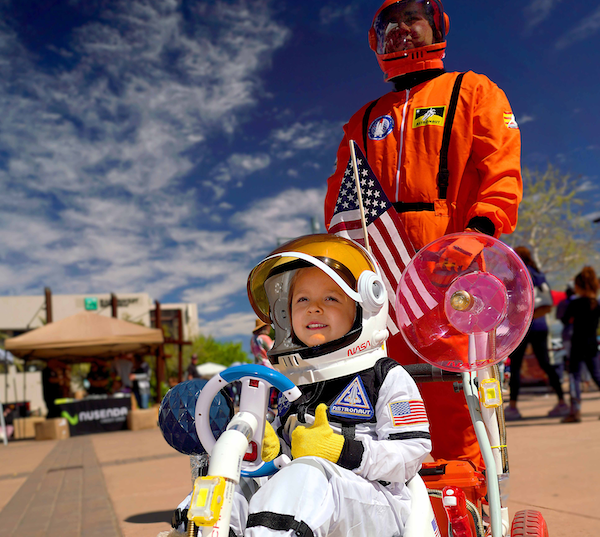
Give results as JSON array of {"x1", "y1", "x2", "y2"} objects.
[{"x1": 58, "y1": 397, "x2": 131, "y2": 436}]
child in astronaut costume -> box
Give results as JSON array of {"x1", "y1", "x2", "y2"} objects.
[{"x1": 220, "y1": 234, "x2": 431, "y2": 537}]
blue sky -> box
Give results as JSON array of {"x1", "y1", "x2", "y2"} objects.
[{"x1": 1, "y1": 0, "x2": 599, "y2": 353}]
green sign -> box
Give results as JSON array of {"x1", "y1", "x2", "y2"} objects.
[{"x1": 84, "y1": 297, "x2": 98, "y2": 310}]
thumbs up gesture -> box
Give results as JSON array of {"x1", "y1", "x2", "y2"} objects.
[{"x1": 291, "y1": 404, "x2": 345, "y2": 463}]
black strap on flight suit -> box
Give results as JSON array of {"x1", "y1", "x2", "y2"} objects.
[
  {"x1": 437, "y1": 72, "x2": 465, "y2": 200},
  {"x1": 341, "y1": 423, "x2": 356, "y2": 440},
  {"x1": 362, "y1": 97, "x2": 382, "y2": 160},
  {"x1": 389, "y1": 431, "x2": 432, "y2": 441},
  {"x1": 392, "y1": 201, "x2": 435, "y2": 212},
  {"x1": 247, "y1": 512, "x2": 314, "y2": 537}
]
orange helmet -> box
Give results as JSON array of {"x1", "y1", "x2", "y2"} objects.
[{"x1": 368, "y1": 0, "x2": 449, "y2": 82}]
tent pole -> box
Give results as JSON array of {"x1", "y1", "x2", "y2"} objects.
[
  {"x1": 23, "y1": 358, "x2": 27, "y2": 416},
  {"x1": 177, "y1": 309, "x2": 183, "y2": 383},
  {"x1": 45, "y1": 287, "x2": 53, "y2": 323},
  {"x1": 155, "y1": 300, "x2": 163, "y2": 402},
  {"x1": 0, "y1": 401, "x2": 7, "y2": 445},
  {"x1": 111, "y1": 293, "x2": 118, "y2": 318}
]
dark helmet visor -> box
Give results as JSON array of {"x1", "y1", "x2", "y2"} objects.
[{"x1": 373, "y1": 0, "x2": 444, "y2": 55}]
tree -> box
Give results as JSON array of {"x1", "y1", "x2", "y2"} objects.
[
  {"x1": 502, "y1": 164, "x2": 600, "y2": 287},
  {"x1": 188, "y1": 334, "x2": 250, "y2": 367},
  {"x1": 161, "y1": 333, "x2": 249, "y2": 380}
]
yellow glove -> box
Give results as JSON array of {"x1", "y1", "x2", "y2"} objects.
[
  {"x1": 261, "y1": 420, "x2": 280, "y2": 462},
  {"x1": 291, "y1": 404, "x2": 344, "y2": 463}
]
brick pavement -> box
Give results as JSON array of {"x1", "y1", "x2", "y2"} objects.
[{"x1": 0, "y1": 436, "x2": 122, "y2": 537}]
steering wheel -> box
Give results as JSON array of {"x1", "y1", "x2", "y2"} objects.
[{"x1": 195, "y1": 364, "x2": 302, "y2": 477}]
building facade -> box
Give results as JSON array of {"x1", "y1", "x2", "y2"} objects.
[{"x1": 0, "y1": 293, "x2": 200, "y2": 342}]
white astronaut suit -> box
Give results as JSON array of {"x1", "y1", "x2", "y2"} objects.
[
  {"x1": 234, "y1": 234, "x2": 432, "y2": 537},
  {"x1": 228, "y1": 363, "x2": 431, "y2": 537}
]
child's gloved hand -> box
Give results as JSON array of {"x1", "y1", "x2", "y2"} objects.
[
  {"x1": 261, "y1": 420, "x2": 280, "y2": 462},
  {"x1": 291, "y1": 404, "x2": 344, "y2": 463}
]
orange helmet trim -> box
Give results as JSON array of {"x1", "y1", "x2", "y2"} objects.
[{"x1": 369, "y1": 0, "x2": 449, "y2": 81}]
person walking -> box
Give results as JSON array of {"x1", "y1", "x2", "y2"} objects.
[
  {"x1": 325, "y1": 0, "x2": 522, "y2": 468},
  {"x1": 556, "y1": 286, "x2": 575, "y2": 371},
  {"x1": 561, "y1": 266, "x2": 600, "y2": 423},
  {"x1": 504, "y1": 247, "x2": 569, "y2": 420},
  {"x1": 187, "y1": 353, "x2": 201, "y2": 380},
  {"x1": 130, "y1": 355, "x2": 151, "y2": 409}
]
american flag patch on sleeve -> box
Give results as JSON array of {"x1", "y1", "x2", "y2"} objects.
[{"x1": 388, "y1": 400, "x2": 428, "y2": 427}]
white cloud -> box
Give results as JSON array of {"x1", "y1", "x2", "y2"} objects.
[
  {"x1": 584, "y1": 211, "x2": 600, "y2": 223},
  {"x1": 555, "y1": 6, "x2": 600, "y2": 49},
  {"x1": 270, "y1": 120, "x2": 342, "y2": 158},
  {"x1": 210, "y1": 153, "x2": 272, "y2": 195},
  {"x1": 319, "y1": 5, "x2": 359, "y2": 29},
  {"x1": 577, "y1": 179, "x2": 599, "y2": 193},
  {"x1": 186, "y1": 186, "x2": 327, "y2": 334},
  {"x1": 518, "y1": 114, "x2": 535, "y2": 125},
  {"x1": 523, "y1": 0, "x2": 562, "y2": 32},
  {"x1": 231, "y1": 186, "x2": 326, "y2": 238},
  {"x1": 0, "y1": 1, "x2": 289, "y2": 200},
  {"x1": 199, "y1": 311, "x2": 257, "y2": 340},
  {"x1": 0, "y1": 2, "x2": 338, "y2": 344},
  {"x1": 0, "y1": 0, "x2": 290, "y2": 293}
]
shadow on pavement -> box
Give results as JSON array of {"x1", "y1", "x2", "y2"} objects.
[
  {"x1": 506, "y1": 413, "x2": 600, "y2": 427},
  {"x1": 125, "y1": 510, "x2": 173, "y2": 524}
]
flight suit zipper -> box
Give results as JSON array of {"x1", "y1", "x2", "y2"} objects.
[{"x1": 395, "y1": 88, "x2": 410, "y2": 201}]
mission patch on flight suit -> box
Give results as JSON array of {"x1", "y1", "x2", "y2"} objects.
[
  {"x1": 329, "y1": 376, "x2": 375, "y2": 420},
  {"x1": 368, "y1": 115, "x2": 395, "y2": 140},
  {"x1": 413, "y1": 106, "x2": 446, "y2": 128},
  {"x1": 503, "y1": 111, "x2": 519, "y2": 129}
]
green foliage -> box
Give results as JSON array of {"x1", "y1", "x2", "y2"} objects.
[
  {"x1": 161, "y1": 333, "x2": 249, "y2": 383},
  {"x1": 503, "y1": 164, "x2": 600, "y2": 288},
  {"x1": 189, "y1": 334, "x2": 250, "y2": 367}
]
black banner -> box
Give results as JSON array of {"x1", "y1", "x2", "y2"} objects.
[{"x1": 58, "y1": 396, "x2": 131, "y2": 436}]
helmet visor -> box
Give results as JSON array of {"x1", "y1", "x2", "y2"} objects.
[{"x1": 373, "y1": 0, "x2": 444, "y2": 55}]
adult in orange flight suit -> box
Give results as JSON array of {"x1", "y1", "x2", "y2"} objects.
[{"x1": 324, "y1": 0, "x2": 522, "y2": 469}]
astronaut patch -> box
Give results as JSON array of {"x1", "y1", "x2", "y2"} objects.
[
  {"x1": 503, "y1": 111, "x2": 519, "y2": 129},
  {"x1": 329, "y1": 376, "x2": 374, "y2": 420},
  {"x1": 368, "y1": 115, "x2": 394, "y2": 140},
  {"x1": 413, "y1": 106, "x2": 446, "y2": 128}
]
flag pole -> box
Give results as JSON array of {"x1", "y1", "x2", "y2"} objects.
[{"x1": 349, "y1": 140, "x2": 371, "y2": 253}]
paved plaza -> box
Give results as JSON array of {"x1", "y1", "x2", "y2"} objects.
[{"x1": 1, "y1": 389, "x2": 599, "y2": 537}]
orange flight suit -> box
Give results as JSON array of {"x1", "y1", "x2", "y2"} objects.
[{"x1": 325, "y1": 70, "x2": 522, "y2": 468}]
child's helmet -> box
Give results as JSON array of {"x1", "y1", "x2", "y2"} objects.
[
  {"x1": 368, "y1": 0, "x2": 449, "y2": 82},
  {"x1": 247, "y1": 234, "x2": 390, "y2": 385}
]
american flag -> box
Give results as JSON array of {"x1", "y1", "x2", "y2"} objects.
[
  {"x1": 388, "y1": 400, "x2": 428, "y2": 427},
  {"x1": 327, "y1": 141, "x2": 415, "y2": 335},
  {"x1": 432, "y1": 519, "x2": 442, "y2": 537}
]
